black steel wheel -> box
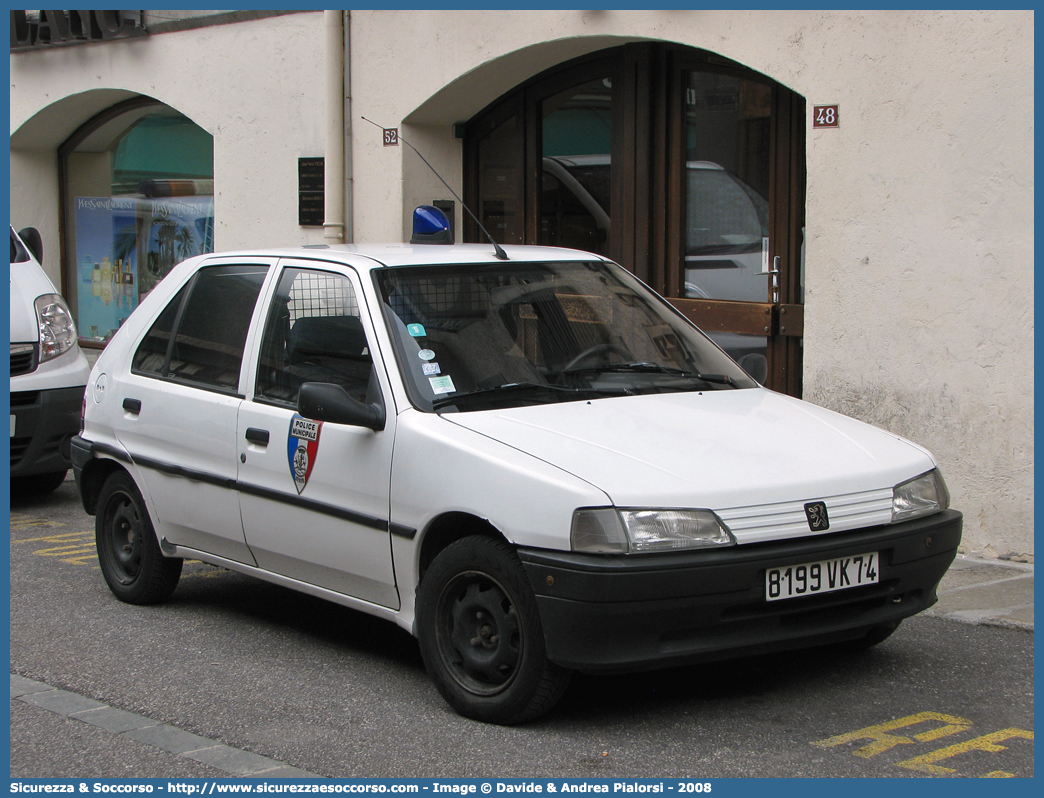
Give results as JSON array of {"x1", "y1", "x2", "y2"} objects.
[
  {"x1": 95, "y1": 470, "x2": 182, "y2": 604},
  {"x1": 416, "y1": 536, "x2": 571, "y2": 724}
]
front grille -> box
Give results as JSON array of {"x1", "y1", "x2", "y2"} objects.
[
  {"x1": 718, "y1": 488, "x2": 894, "y2": 545},
  {"x1": 10, "y1": 436, "x2": 31, "y2": 467},
  {"x1": 11, "y1": 344, "x2": 37, "y2": 377},
  {"x1": 10, "y1": 391, "x2": 40, "y2": 408}
]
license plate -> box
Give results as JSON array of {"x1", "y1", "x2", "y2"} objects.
[{"x1": 765, "y1": 551, "x2": 879, "y2": 602}]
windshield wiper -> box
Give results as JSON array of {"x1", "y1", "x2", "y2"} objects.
[
  {"x1": 564, "y1": 361, "x2": 688, "y2": 375},
  {"x1": 563, "y1": 362, "x2": 739, "y2": 387},
  {"x1": 694, "y1": 372, "x2": 737, "y2": 386},
  {"x1": 432, "y1": 382, "x2": 587, "y2": 410}
]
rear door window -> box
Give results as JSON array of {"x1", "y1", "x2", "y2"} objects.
[{"x1": 132, "y1": 264, "x2": 269, "y2": 393}]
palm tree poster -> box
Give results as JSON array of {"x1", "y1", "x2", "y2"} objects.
[{"x1": 74, "y1": 194, "x2": 214, "y2": 343}]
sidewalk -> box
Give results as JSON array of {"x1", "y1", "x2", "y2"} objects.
[{"x1": 925, "y1": 553, "x2": 1034, "y2": 630}]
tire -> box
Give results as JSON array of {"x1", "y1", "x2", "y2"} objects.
[
  {"x1": 416, "y1": 536, "x2": 572, "y2": 724},
  {"x1": 95, "y1": 471, "x2": 182, "y2": 605},
  {"x1": 12, "y1": 470, "x2": 68, "y2": 495}
]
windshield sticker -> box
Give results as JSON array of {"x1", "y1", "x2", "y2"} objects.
[
  {"x1": 422, "y1": 362, "x2": 441, "y2": 376},
  {"x1": 418, "y1": 349, "x2": 436, "y2": 361},
  {"x1": 287, "y1": 414, "x2": 322, "y2": 495},
  {"x1": 429, "y1": 375, "x2": 456, "y2": 395},
  {"x1": 407, "y1": 323, "x2": 427, "y2": 337}
]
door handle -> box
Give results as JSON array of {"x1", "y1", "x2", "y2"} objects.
[
  {"x1": 123, "y1": 398, "x2": 141, "y2": 414},
  {"x1": 245, "y1": 427, "x2": 270, "y2": 446}
]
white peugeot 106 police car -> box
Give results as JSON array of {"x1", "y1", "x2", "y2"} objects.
[{"x1": 73, "y1": 207, "x2": 962, "y2": 724}]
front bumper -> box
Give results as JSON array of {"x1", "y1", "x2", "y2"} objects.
[
  {"x1": 519, "y1": 509, "x2": 962, "y2": 673},
  {"x1": 9, "y1": 385, "x2": 86, "y2": 477}
]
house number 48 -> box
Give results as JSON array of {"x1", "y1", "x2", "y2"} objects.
[{"x1": 813, "y1": 105, "x2": 839, "y2": 128}]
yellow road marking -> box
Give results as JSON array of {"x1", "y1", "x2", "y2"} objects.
[
  {"x1": 895, "y1": 729, "x2": 1034, "y2": 775},
  {"x1": 61, "y1": 554, "x2": 99, "y2": 566},
  {"x1": 33, "y1": 543, "x2": 94, "y2": 556},
  {"x1": 12, "y1": 523, "x2": 229, "y2": 577},
  {"x1": 813, "y1": 711, "x2": 973, "y2": 758},
  {"x1": 10, "y1": 517, "x2": 65, "y2": 531}
]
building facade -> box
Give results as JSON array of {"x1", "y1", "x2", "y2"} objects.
[{"x1": 9, "y1": 9, "x2": 1033, "y2": 559}]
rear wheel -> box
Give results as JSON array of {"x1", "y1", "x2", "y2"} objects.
[
  {"x1": 416, "y1": 536, "x2": 571, "y2": 724},
  {"x1": 95, "y1": 471, "x2": 182, "y2": 604}
]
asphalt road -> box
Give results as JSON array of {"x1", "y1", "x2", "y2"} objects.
[{"x1": 9, "y1": 477, "x2": 1035, "y2": 779}]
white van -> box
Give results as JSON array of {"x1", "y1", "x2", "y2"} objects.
[
  {"x1": 72, "y1": 208, "x2": 961, "y2": 724},
  {"x1": 10, "y1": 226, "x2": 92, "y2": 493}
]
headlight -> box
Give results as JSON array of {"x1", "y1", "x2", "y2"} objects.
[
  {"x1": 35, "y1": 293, "x2": 78, "y2": 362},
  {"x1": 571, "y1": 507, "x2": 735, "y2": 554},
  {"x1": 892, "y1": 469, "x2": 950, "y2": 522}
]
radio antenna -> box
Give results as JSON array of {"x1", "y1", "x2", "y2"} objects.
[{"x1": 361, "y1": 117, "x2": 508, "y2": 260}]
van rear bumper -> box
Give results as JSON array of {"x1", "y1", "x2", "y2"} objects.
[{"x1": 519, "y1": 509, "x2": 962, "y2": 673}]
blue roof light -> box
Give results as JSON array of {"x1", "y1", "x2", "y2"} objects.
[{"x1": 411, "y1": 205, "x2": 452, "y2": 245}]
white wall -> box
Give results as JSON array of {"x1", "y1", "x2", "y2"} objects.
[
  {"x1": 10, "y1": 11, "x2": 330, "y2": 257},
  {"x1": 347, "y1": 9, "x2": 1034, "y2": 559}
]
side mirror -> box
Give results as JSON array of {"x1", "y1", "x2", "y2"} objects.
[
  {"x1": 298, "y1": 382, "x2": 385, "y2": 431},
  {"x1": 18, "y1": 227, "x2": 43, "y2": 263}
]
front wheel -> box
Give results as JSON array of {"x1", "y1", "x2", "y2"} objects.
[
  {"x1": 416, "y1": 536, "x2": 571, "y2": 724},
  {"x1": 95, "y1": 471, "x2": 182, "y2": 604}
]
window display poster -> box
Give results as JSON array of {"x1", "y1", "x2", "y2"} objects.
[
  {"x1": 75, "y1": 197, "x2": 138, "y2": 343},
  {"x1": 75, "y1": 196, "x2": 214, "y2": 342}
]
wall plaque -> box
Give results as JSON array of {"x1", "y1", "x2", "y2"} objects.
[{"x1": 298, "y1": 157, "x2": 325, "y2": 227}]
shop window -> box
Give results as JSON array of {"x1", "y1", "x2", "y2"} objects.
[{"x1": 60, "y1": 100, "x2": 215, "y2": 346}]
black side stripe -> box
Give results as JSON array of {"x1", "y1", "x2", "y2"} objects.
[
  {"x1": 89, "y1": 442, "x2": 416, "y2": 539},
  {"x1": 92, "y1": 441, "x2": 132, "y2": 464},
  {"x1": 129, "y1": 453, "x2": 236, "y2": 490},
  {"x1": 235, "y1": 481, "x2": 388, "y2": 533}
]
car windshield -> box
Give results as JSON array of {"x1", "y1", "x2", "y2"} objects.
[{"x1": 375, "y1": 259, "x2": 756, "y2": 412}]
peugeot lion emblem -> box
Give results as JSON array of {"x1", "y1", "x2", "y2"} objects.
[{"x1": 804, "y1": 501, "x2": 830, "y2": 531}]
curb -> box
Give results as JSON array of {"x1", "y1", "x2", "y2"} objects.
[
  {"x1": 11, "y1": 674, "x2": 321, "y2": 779},
  {"x1": 924, "y1": 554, "x2": 1034, "y2": 631}
]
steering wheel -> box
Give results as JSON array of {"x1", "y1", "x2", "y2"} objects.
[{"x1": 562, "y1": 343, "x2": 632, "y2": 372}]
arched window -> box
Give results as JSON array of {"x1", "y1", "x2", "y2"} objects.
[
  {"x1": 59, "y1": 98, "x2": 214, "y2": 346},
  {"x1": 464, "y1": 44, "x2": 805, "y2": 397}
]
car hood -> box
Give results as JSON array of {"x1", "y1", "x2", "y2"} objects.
[{"x1": 441, "y1": 388, "x2": 935, "y2": 511}]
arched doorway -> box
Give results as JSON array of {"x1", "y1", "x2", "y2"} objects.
[
  {"x1": 462, "y1": 43, "x2": 805, "y2": 396},
  {"x1": 58, "y1": 97, "x2": 214, "y2": 346}
]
